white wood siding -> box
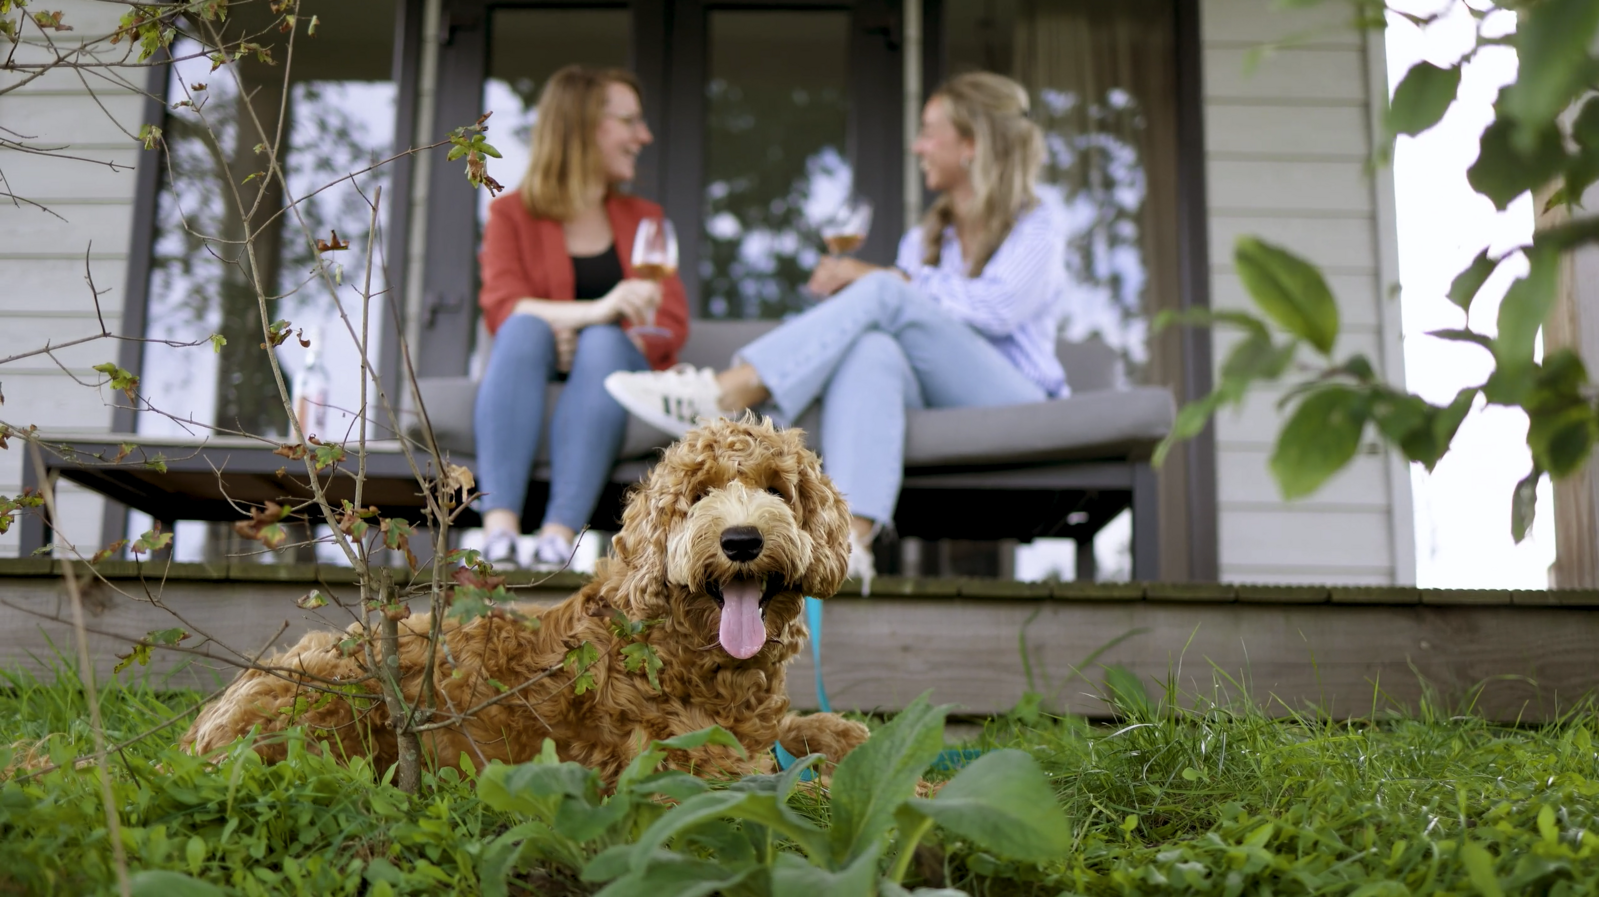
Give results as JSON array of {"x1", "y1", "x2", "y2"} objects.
[
  {"x1": 1202, "y1": 0, "x2": 1411, "y2": 584},
  {"x1": 0, "y1": 0, "x2": 1415, "y2": 584},
  {"x1": 0, "y1": 0, "x2": 145, "y2": 557}
]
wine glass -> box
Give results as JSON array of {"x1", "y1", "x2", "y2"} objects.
[
  {"x1": 629, "y1": 217, "x2": 677, "y2": 338},
  {"x1": 819, "y1": 197, "x2": 873, "y2": 257}
]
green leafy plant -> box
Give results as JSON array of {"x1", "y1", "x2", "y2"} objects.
[
  {"x1": 476, "y1": 694, "x2": 1070, "y2": 897},
  {"x1": 1160, "y1": 0, "x2": 1599, "y2": 542}
]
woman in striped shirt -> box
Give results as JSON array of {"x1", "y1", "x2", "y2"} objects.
[{"x1": 604, "y1": 71, "x2": 1069, "y2": 590}]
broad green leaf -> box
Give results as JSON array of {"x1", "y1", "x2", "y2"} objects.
[
  {"x1": 584, "y1": 844, "x2": 645, "y2": 883},
  {"x1": 1467, "y1": 119, "x2": 1568, "y2": 211},
  {"x1": 1538, "y1": 805, "x2": 1559, "y2": 844},
  {"x1": 185, "y1": 835, "x2": 206, "y2": 876},
  {"x1": 1234, "y1": 237, "x2": 1340, "y2": 355},
  {"x1": 1427, "y1": 329, "x2": 1494, "y2": 352},
  {"x1": 771, "y1": 843, "x2": 882, "y2": 897},
  {"x1": 1270, "y1": 387, "x2": 1370, "y2": 500},
  {"x1": 556, "y1": 790, "x2": 634, "y2": 843},
  {"x1": 615, "y1": 725, "x2": 745, "y2": 793},
  {"x1": 1219, "y1": 331, "x2": 1298, "y2": 385},
  {"x1": 1527, "y1": 404, "x2": 1595, "y2": 478},
  {"x1": 627, "y1": 790, "x2": 748, "y2": 872},
  {"x1": 1493, "y1": 249, "x2": 1560, "y2": 380},
  {"x1": 1387, "y1": 387, "x2": 1478, "y2": 472},
  {"x1": 1569, "y1": 97, "x2": 1599, "y2": 203},
  {"x1": 628, "y1": 770, "x2": 709, "y2": 802},
  {"x1": 1447, "y1": 249, "x2": 1497, "y2": 313},
  {"x1": 680, "y1": 819, "x2": 759, "y2": 871},
  {"x1": 828, "y1": 692, "x2": 949, "y2": 865},
  {"x1": 1154, "y1": 392, "x2": 1223, "y2": 468},
  {"x1": 1525, "y1": 349, "x2": 1590, "y2": 414},
  {"x1": 1387, "y1": 61, "x2": 1459, "y2": 137},
  {"x1": 478, "y1": 758, "x2": 597, "y2": 821},
  {"x1": 652, "y1": 725, "x2": 745, "y2": 755},
  {"x1": 1431, "y1": 388, "x2": 1478, "y2": 457},
  {"x1": 1501, "y1": 0, "x2": 1599, "y2": 145},
  {"x1": 720, "y1": 788, "x2": 830, "y2": 860},
  {"x1": 1459, "y1": 839, "x2": 1505, "y2": 897},
  {"x1": 1576, "y1": 96, "x2": 1599, "y2": 152},
  {"x1": 1334, "y1": 354, "x2": 1377, "y2": 383},
  {"x1": 1103, "y1": 665, "x2": 1154, "y2": 719},
  {"x1": 1370, "y1": 391, "x2": 1432, "y2": 448},
  {"x1": 479, "y1": 821, "x2": 554, "y2": 897},
  {"x1": 904, "y1": 750, "x2": 1071, "y2": 863},
  {"x1": 1152, "y1": 307, "x2": 1271, "y2": 340},
  {"x1": 594, "y1": 855, "x2": 756, "y2": 897},
  {"x1": 1512, "y1": 467, "x2": 1542, "y2": 544},
  {"x1": 130, "y1": 871, "x2": 225, "y2": 897}
]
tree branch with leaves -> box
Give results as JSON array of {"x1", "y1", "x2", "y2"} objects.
[{"x1": 1161, "y1": 0, "x2": 1599, "y2": 544}]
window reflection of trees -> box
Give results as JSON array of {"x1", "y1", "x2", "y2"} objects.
[
  {"x1": 142, "y1": 42, "x2": 393, "y2": 440},
  {"x1": 1036, "y1": 86, "x2": 1150, "y2": 386},
  {"x1": 700, "y1": 80, "x2": 852, "y2": 321}
]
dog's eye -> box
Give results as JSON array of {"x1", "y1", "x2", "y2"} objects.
[{"x1": 766, "y1": 486, "x2": 787, "y2": 501}]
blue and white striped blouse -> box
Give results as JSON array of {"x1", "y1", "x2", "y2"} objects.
[{"x1": 894, "y1": 197, "x2": 1070, "y2": 397}]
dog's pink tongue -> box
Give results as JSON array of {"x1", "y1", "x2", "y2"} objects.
[{"x1": 718, "y1": 578, "x2": 766, "y2": 659}]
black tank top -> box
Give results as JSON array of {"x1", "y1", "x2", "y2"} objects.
[{"x1": 572, "y1": 244, "x2": 624, "y2": 300}]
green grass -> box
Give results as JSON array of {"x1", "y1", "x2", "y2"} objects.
[{"x1": 3, "y1": 659, "x2": 1598, "y2": 896}]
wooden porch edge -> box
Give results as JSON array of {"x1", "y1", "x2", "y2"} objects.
[
  {"x1": 1, "y1": 559, "x2": 1595, "y2": 607},
  {"x1": 0, "y1": 563, "x2": 1593, "y2": 723}
]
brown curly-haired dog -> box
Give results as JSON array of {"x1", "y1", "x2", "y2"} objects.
[{"x1": 180, "y1": 416, "x2": 870, "y2": 782}]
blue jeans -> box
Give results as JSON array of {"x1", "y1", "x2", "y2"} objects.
[
  {"x1": 474, "y1": 315, "x2": 648, "y2": 531},
  {"x1": 738, "y1": 271, "x2": 1046, "y2": 523}
]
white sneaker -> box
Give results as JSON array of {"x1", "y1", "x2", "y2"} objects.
[
  {"x1": 848, "y1": 526, "x2": 879, "y2": 597},
  {"x1": 530, "y1": 531, "x2": 575, "y2": 572},
  {"x1": 604, "y1": 365, "x2": 729, "y2": 438},
  {"x1": 483, "y1": 529, "x2": 520, "y2": 570}
]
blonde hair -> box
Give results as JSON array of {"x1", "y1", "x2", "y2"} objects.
[
  {"x1": 920, "y1": 72, "x2": 1044, "y2": 275},
  {"x1": 519, "y1": 65, "x2": 643, "y2": 221}
]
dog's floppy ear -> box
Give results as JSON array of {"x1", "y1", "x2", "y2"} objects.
[
  {"x1": 787, "y1": 427, "x2": 852, "y2": 599},
  {"x1": 606, "y1": 449, "x2": 681, "y2": 620}
]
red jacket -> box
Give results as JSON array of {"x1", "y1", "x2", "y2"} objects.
[{"x1": 478, "y1": 192, "x2": 690, "y2": 370}]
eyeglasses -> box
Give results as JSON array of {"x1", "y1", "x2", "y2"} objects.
[{"x1": 605, "y1": 111, "x2": 650, "y2": 131}]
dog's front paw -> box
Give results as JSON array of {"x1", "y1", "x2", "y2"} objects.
[{"x1": 777, "y1": 712, "x2": 870, "y2": 763}]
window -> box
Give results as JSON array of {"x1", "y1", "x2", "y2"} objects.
[
  {"x1": 138, "y1": 0, "x2": 400, "y2": 440},
  {"x1": 476, "y1": 8, "x2": 633, "y2": 228},
  {"x1": 946, "y1": 0, "x2": 1180, "y2": 388},
  {"x1": 700, "y1": 10, "x2": 852, "y2": 320}
]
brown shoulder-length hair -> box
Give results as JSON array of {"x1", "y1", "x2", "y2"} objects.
[
  {"x1": 919, "y1": 71, "x2": 1044, "y2": 276},
  {"x1": 519, "y1": 65, "x2": 644, "y2": 221}
]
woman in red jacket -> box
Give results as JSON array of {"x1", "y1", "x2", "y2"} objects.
[{"x1": 475, "y1": 65, "x2": 689, "y2": 569}]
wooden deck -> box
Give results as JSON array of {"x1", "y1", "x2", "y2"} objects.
[{"x1": 0, "y1": 560, "x2": 1594, "y2": 722}]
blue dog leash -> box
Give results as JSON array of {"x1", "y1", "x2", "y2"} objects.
[
  {"x1": 773, "y1": 597, "x2": 829, "y2": 777},
  {"x1": 772, "y1": 596, "x2": 984, "y2": 776}
]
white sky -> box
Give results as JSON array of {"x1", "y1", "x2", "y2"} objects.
[{"x1": 1386, "y1": 0, "x2": 1556, "y2": 588}]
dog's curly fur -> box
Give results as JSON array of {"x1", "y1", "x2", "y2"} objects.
[{"x1": 180, "y1": 417, "x2": 870, "y2": 781}]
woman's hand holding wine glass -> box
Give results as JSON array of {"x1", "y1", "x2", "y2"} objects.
[
  {"x1": 628, "y1": 218, "x2": 677, "y2": 339},
  {"x1": 807, "y1": 197, "x2": 877, "y2": 299}
]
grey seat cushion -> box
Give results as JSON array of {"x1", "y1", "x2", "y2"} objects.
[
  {"x1": 415, "y1": 378, "x2": 673, "y2": 464},
  {"x1": 902, "y1": 387, "x2": 1175, "y2": 467},
  {"x1": 411, "y1": 321, "x2": 1173, "y2": 467}
]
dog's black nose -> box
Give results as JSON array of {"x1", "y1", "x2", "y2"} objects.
[{"x1": 720, "y1": 526, "x2": 764, "y2": 562}]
